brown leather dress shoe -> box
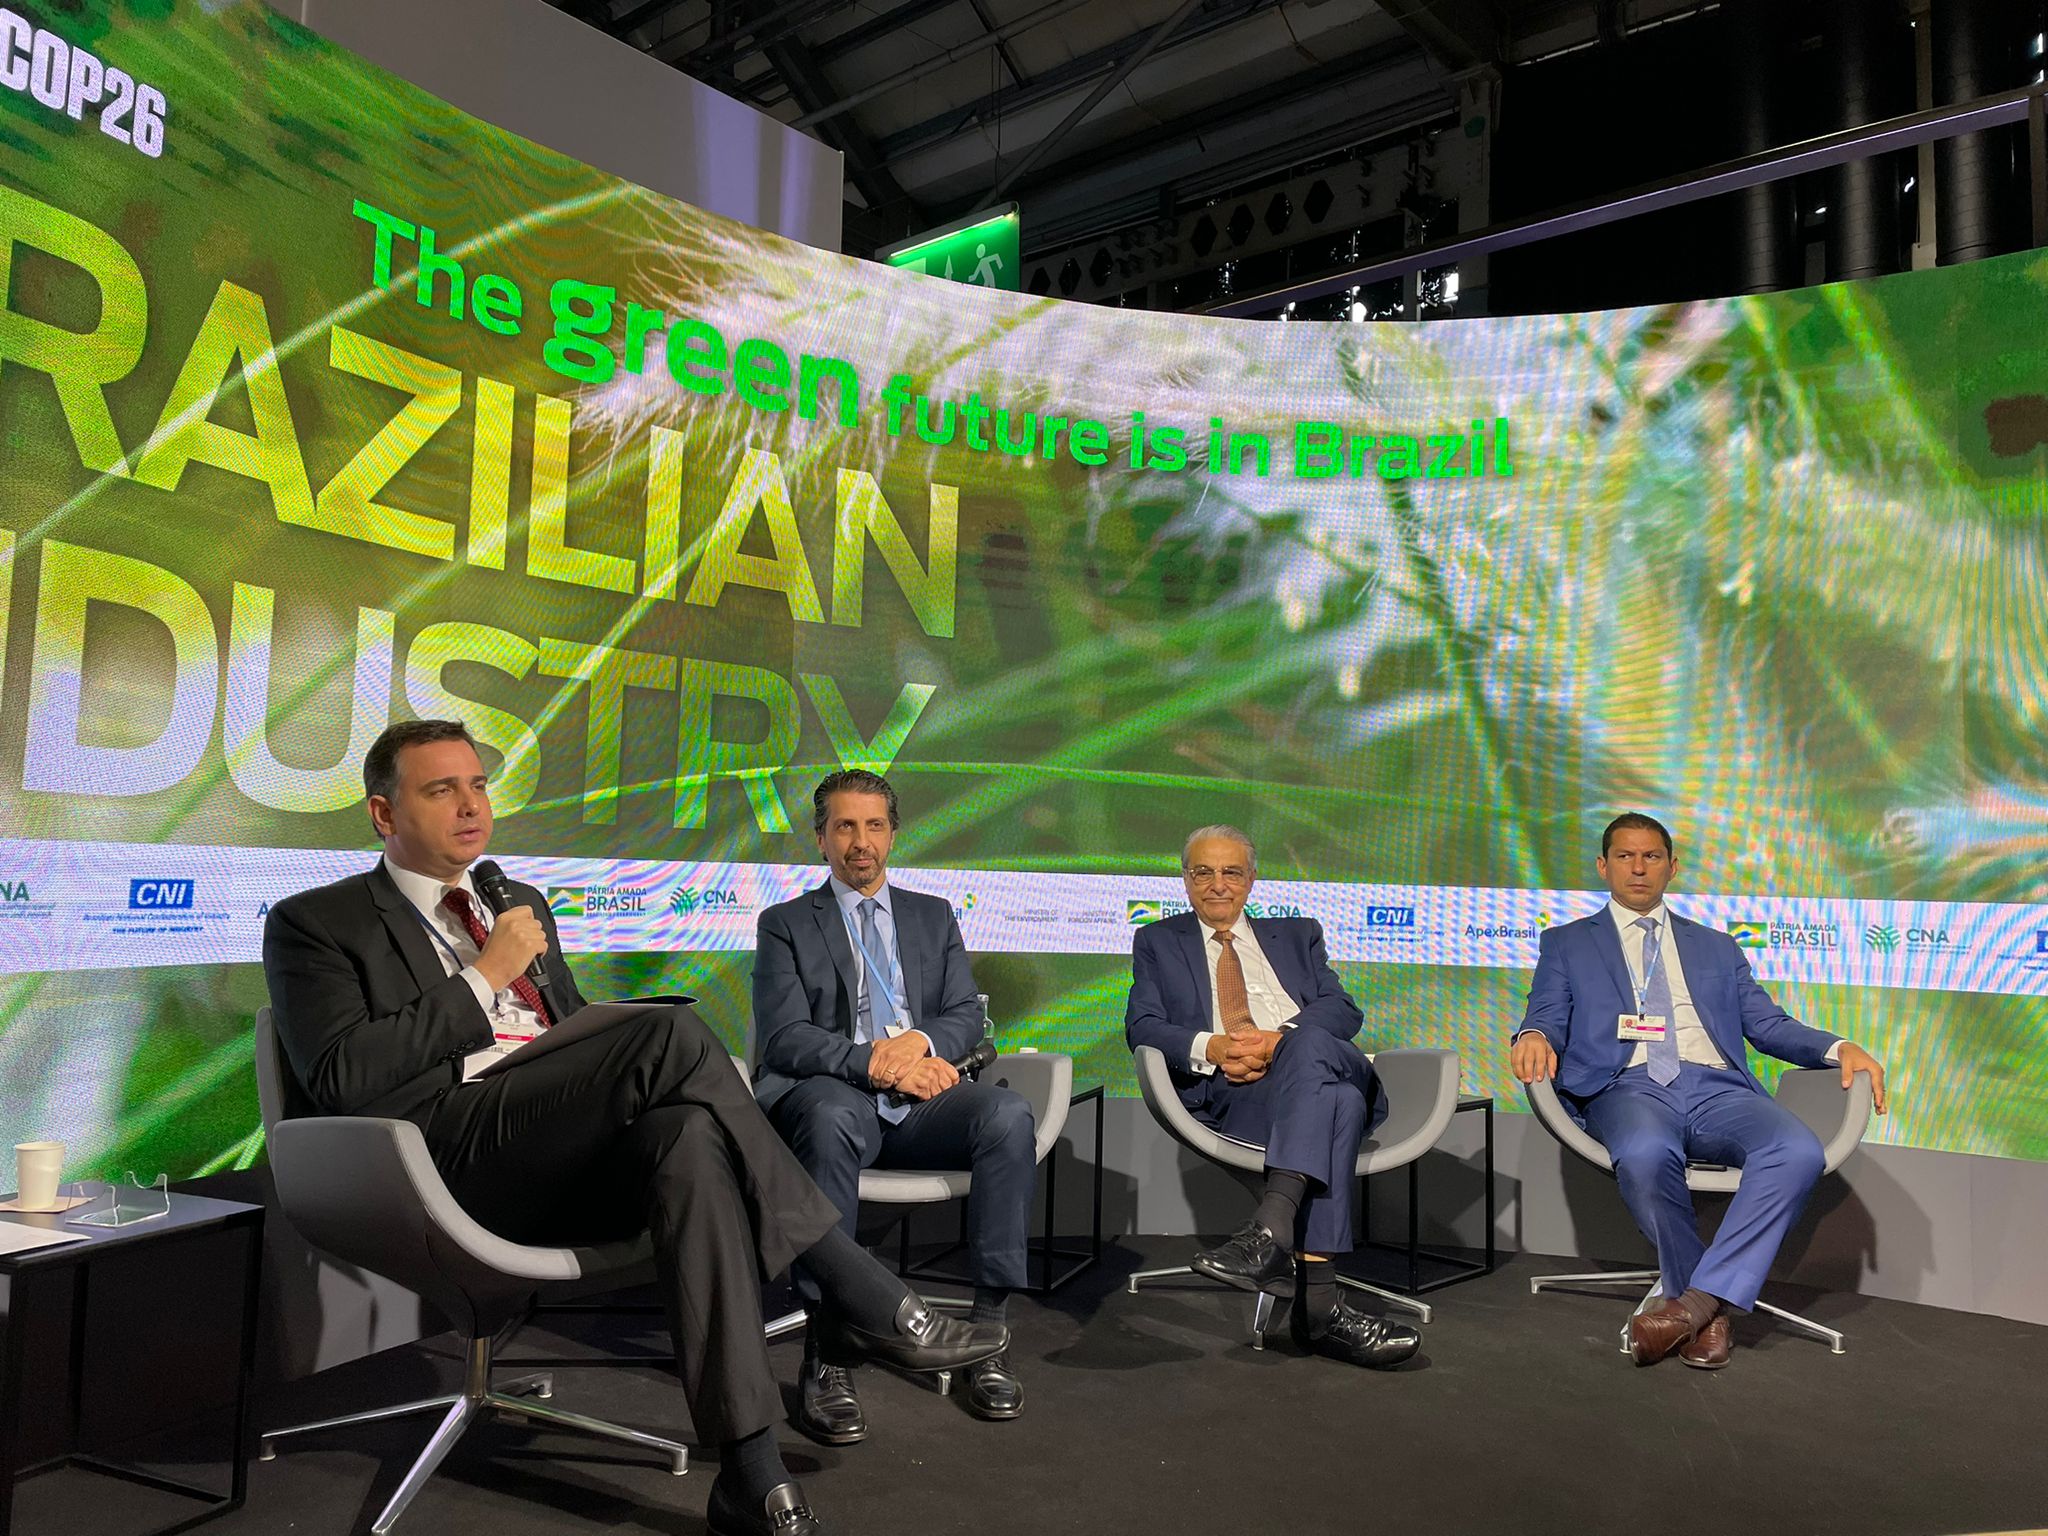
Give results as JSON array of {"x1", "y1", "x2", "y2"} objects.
[
  {"x1": 1627, "y1": 1298, "x2": 1699, "y2": 1366},
  {"x1": 1678, "y1": 1312, "x2": 1732, "y2": 1369}
]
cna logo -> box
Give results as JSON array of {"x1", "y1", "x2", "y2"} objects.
[
  {"x1": 1730, "y1": 920, "x2": 1769, "y2": 949},
  {"x1": 1868, "y1": 924, "x2": 1956, "y2": 953},
  {"x1": 669, "y1": 886, "x2": 742, "y2": 915},
  {"x1": 128, "y1": 878, "x2": 194, "y2": 910},
  {"x1": 0, "y1": 880, "x2": 30, "y2": 903},
  {"x1": 1365, "y1": 906, "x2": 1415, "y2": 928},
  {"x1": 1127, "y1": 900, "x2": 1161, "y2": 925},
  {"x1": 551, "y1": 886, "x2": 654, "y2": 917},
  {"x1": 1245, "y1": 901, "x2": 1305, "y2": 919},
  {"x1": 1865, "y1": 925, "x2": 1901, "y2": 953}
]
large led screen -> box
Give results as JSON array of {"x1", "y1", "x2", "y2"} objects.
[{"x1": 2, "y1": 1, "x2": 2044, "y2": 1179}]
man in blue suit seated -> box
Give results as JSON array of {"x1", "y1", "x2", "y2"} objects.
[
  {"x1": 1512, "y1": 813, "x2": 1889, "y2": 1369},
  {"x1": 753, "y1": 769, "x2": 1037, "y2": 1443},
  {"x1": 1125, "y1": 825, "x2": 1420, "y2": 1369}
]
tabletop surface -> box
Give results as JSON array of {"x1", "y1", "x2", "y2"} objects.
[{"x1": 0, "y1": 1190, "x2": 262, "y2": 1271}]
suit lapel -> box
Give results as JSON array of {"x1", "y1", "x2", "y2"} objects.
[
  {"x1": 891, "y1": 887, "x2": 924, "y2": 1029},
  {"x1": 367, "y1": 861, "x2": 453, "y2": 997},
  {"x1": 1588, "y1": 907, "x2": 1636, "y2": 1003},
  {"x1": 1668, "y1": 913, "x2": 1728, "y2": 1040},
  {"x1": 1175, "y1": 916, "x2": 1214, "y2": 1026},
  {"x1": 809, "y1": 882, "x2": 860, "y2": 1028},
  {"x1": 1251, "y1": 918, "x2": 1309, "y2": 1005}
]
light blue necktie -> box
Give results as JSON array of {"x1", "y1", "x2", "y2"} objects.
[
  {"x1": 857, "y1": 897, "x2": 911, "y2": 1125},
  {"x1": 1635, "y1": 916, "x2": 1680, "y2": 1087}
]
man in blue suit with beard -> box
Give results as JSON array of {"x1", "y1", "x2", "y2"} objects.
[
  {"x1": 1125, "y1": 825, "x2": 1420, "y2": 1369},
  {"x1": 1512, "y1": 813, "x2": 1889, "y2": 1369}
]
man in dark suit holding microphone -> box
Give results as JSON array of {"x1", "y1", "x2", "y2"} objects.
[
  {"x1": 262, "y1": 721, "x2": 1005, "y2": 1536},
  {"x1": 1125, "y1": 825, "x2": 1420, "y2": 1369},
  {"x1": 1511, "y1": 812, "x2": 1889, "y2": 1369},
  {"x1": 753, "y1": 769, "x2": 1037, "y2": 1442}
]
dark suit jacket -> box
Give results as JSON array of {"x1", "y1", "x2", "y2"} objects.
[
  {"x1": 262, "y1": 859, "x2": 587, "y2": 1121},
  {"x1": 1516, "y1": 906, "x2": 1839, "y2": 1101},
  {"x1": 1124, "y1": 911, "x2": 1364, "y2": 1112},
  {"x1": 750, "y1": 878, "x2": 984, "y2": 1114}
]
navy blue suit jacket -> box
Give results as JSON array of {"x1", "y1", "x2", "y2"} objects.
[
  {"x1": 1124, "y1": 911, "x2": 1363, "y2": 1112},
  {"x1": 1516, "y1": 905, "x2": 1840, "y2": 1100},
  {"x1": 750, "y1": 878, "x2": 984, "y2": 1114}
]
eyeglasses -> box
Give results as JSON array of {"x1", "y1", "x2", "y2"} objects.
[{"x1": 1185, "y1": 866, "x2": 1251, "y2": 886}]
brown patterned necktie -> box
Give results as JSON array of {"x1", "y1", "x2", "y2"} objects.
[
  {"x1": 1212, "y1": 928, "x2": 1257, "y2": 1035},
  {"x1": 442, "y1": 887, "x2": 553, "y2": 1026}
]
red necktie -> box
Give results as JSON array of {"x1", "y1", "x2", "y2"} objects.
[{"x1": 441, "y1": 887, "x2": 552, "y2": 1026}]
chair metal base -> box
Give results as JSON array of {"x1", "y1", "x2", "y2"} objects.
[
  {"x1": 1127, "y1": 1261, "x2": 1433, "y2": 1349},
  {"x1": 1528, "y1": 1268, "x2": 1848, "y2": 1356},
  {"x1": 260, "y1": 1335, "x2": 688, "y2": 1534},
  {"x1": 759, "y1": 1295, "x2": 971, "y2": 1395}
]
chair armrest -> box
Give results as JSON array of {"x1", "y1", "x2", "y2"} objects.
[
  {"x1": 1773, "y1": 1067, "x2": 1873, "y2": 1174},
  {"x1": 270, "y1": 1117, "x2": 584, "y2": 1293},
  {"x1": 1357, "y1": 1048, "x2": 1461, "y2": 1174},
  {"x1": 1133, "y1": 1046, "x2": 1264, "y2": 1173},
  {"x1": 1525, "y1": 1076, "x2": 1617, "y2": 1173},
  {"x1": 987, "y1": 1053, "x2": 1074, "y2": 1164}
]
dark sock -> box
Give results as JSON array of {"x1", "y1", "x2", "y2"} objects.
[
  {"x1": 1298, "y1": 1258, "x2": 1338, "y2": 1336},
  {"x1": 798, "y1": 1227, "x2": 909, "y2": 1333},
  {"x1": 1676, "y1": 1287, "x2": 1721, "y2": 1332},
  {"x1": 970, "y1": 1286, "x2": 1009, "y2": 1327},
  {"x1": 719, "y1": 1425, "x2": 789, "y2": 1505},
  {"x1": 1252, "y1": 1170, "x2": 1310, "y2": 1241}
]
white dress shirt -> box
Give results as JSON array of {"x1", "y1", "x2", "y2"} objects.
[
  {"x1": 383, "y1": 855, "x2": 544, "y2": 1080},
  {"x1": 1608, "y1": 900, "x2": 1727, "y2": 1070},
  {"x1": 1188, "y1": 912, "x2": 1297, "y2": 1076}
]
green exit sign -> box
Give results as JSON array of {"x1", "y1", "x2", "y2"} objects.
[{"x1": 879, "y1": 205, "x2": 1020, "y2": 291}]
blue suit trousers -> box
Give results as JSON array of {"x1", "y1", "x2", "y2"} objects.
[
  {"x1": 1197, "y1": 1027, "x2": 1385, "y2": 1254},
  {"x1": 1576, "y1": 1063, "x2": 1825, "y2": 1311}
]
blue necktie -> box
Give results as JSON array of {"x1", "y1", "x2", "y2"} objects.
[
  {"x1": 858, "y1": 898, "x2": 911, "y2": 1125},
  {"x1": 1635, "y1": 916, "x2": 1680, "y2": 1086}
]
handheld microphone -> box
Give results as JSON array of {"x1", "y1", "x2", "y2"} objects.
[
  {"x1": 950, "y1": 1037, "x2": 998, "y2": 1079},
  {"x1": 887, "y1": 1037, "x2": 998, "y2": 1104},
  {"x1": 471, "y1": 859, "x2": 554, "y2": 993}
]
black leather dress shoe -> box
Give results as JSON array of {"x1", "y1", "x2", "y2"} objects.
[
  {"x1": 811, "y1": 1294, "x2": 1008, "y2": 1374},
  {"x1": 1290, "y1": 1294, "x2": 1421, "y2": 1369},
  {"x1": 795, "y1": 1350, "x2": 866, "y2": 1445},
  {"x1": 1190, "y1": 1221, "x2": 1294, "y2": 1296},
  {"x1": 963, "y1": 1350, "x2": 1024, "y2": 1420},
  {"x1": 707, "y1": 1478, "x2": 823, "y2": 1536}
]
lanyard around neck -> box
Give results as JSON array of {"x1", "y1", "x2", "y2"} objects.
[{"x1": 840, "y1": 899, "x2": 904, "y2": 1019}]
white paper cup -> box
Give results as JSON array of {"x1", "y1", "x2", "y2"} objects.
[{"x1": 14, "y1": 1141, "x2": 63, "y2": 1211}]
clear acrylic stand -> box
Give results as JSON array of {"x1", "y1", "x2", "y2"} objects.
[{"x1": 66, "y1": 1171, "x2": 171, "y2": 1228}]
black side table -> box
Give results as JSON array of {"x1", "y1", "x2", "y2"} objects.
[
  {"x1": 1355, "y1": 1093, "x2": 1495, "y2": 1295},
  {"x1": 0, "y1": 1191, "x2": 264, "y2": 1536}
]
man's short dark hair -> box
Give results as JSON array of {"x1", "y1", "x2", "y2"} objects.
[
  {"x1": 1601, "y1": 812, "x2": 1674, "y2": 858},
  {"x1": 812, "y1": 769, "x2": 899, "y2": 835},
  {"x1": 364, "y1": 719, "x2": 479, "y2": 806}
]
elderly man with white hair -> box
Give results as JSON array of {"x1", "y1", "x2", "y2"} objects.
[{"x1": 1124, "y1": 825, "x2": 1420, "y2": 1369}]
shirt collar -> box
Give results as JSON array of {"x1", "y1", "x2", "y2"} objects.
[
  {"x1": 1608, "y1": 897, "x2": 1670, "y2": 933},
  {"x1": 1208, "y1": 910, "x2": 1256, "y2": 943},
  {"x1": 830, "y1": 873, "x2": 891, "y2": 917},
  {"x1": 383, "y1": 853, "x2": 478, "y2": 920}
]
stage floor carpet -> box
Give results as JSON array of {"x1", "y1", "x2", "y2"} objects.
[{"x1": 21, "y1": 1239, "x2": 2048, "y2": 1536}]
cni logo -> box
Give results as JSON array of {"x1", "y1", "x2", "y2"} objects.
[
  {"x1": 1365, "y1": 906, "x2": 1415, "y2": 928},
  {"x1": 128, "y1": 879, "x2": 193, "y2": 910}
]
